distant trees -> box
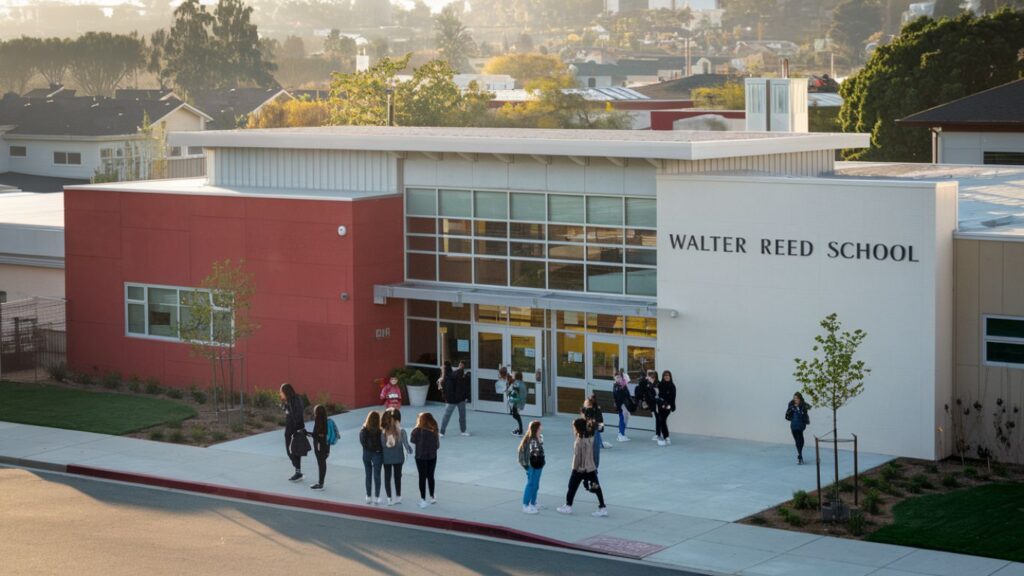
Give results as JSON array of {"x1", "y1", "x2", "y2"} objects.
[
  {"x1": 494, "y1": 79, "x2": 631, "y2": 129},
  {"x1": 829, "y1": 0, "x2": 883, "y2": 66},
  {"x1": 247, "y1": 98, "x2": 331, "y2": 128},
  {"x1": 691, "y1": 82, "x2": 745, "y2": 110},
  {"x1": 482, "y1": 53, "x2": 571, "y2": 87},
  {"x1": 0, "y1": 38, "x2": 38, "y2": 94},
  {"x1": 840, "y1": 10, "x2": 1024, "y2": 162},
  {"x1": 70, "y1": 32, "x2": 146, "y2": 96},
  {"x1": 36, "y1": 38, "x2": 73, "y2": 87},
  {"x1": 434, "y1": 5, "x2": 476, "y2": 73}
]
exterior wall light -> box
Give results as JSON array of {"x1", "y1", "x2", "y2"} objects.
[{"x1": 337, "y1": 225, "x2": 348, "y2": 237}]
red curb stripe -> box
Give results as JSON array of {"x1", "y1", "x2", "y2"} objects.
[{"x1": 65, "y1": 464, "x2": 641, "y2": 560}]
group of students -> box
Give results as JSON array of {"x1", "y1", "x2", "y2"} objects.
[
  {"x1": 280, "y1": 382, "x2": 442, "y2": 509},
  {"x1": 611, "y1": 369, "x2": 678, "y2": 446}
]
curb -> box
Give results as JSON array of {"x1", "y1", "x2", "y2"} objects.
[{"x1": 50, "y1": 463, "x2": 637, "y2": 559}]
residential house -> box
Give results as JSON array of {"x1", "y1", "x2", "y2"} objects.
[
  {"x1": 189, "y1": 87, "x2": 292, "y2": 130},
  {"x1": 22, "y1": 84, "x2": 76, "y2": 99},
  {"x1": 898, "y1": 78, "x2": 1024, "y2": 165}
]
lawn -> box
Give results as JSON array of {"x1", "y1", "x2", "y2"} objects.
[
  {"x1": 0, "y1": 381, "x2": 197, "y2": 435},
  {"x1": 868, "y1": 483, "x2": 1024, "y2": 562}
]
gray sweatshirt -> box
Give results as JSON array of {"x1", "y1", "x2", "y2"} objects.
[{"x1": 381, "y1": 428, "x2": 413, "y2": 465}]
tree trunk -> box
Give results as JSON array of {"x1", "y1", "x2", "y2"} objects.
[{"x1": 832, "y1": 406, "x2": 839, "y2": 503}]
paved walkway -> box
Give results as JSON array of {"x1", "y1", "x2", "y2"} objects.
[{"x1": 1, "y1": 408, "x2": 1021, "y2": 576}]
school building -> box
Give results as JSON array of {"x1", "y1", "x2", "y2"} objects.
[{"x1": 61, "y1": 126, "x2": 1024, "y2": 463}]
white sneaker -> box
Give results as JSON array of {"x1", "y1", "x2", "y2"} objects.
[
  {"x1": 525, "y1": 505, "x2": 539, "y2": 514},
  {"x1": 556, "y1": 505, "x2": 573, "y2": 514},
  {"x1": 602, "y1": 442, "x2": 612, "y2": 449},
  {"x1": 374, "y1": 497, "x2": 382, "y2": 505},
  {"x1": 364, "y1": 496, "x2": 372, "y2": 504},
  {"x1": 386, "y1": 497, "x2": 393, "y2": 506},
  {"x1": 522, "y1": 504, "x2": 533, "y2": 513},
  {"x1": 657, "y1": 439, "x2": 667, "y2": 447},
  {"x1": 429, "y1": 497, "x2": 437, "y2": 505},
  {"x1": 652, "y1": 434, "x2": 660, "y2": 441},
  {"x1": 394, "y1": 496, "x2": 403, "y2": 504},
  {"x1": 419, "y1": 499, "x2": 429, "y2": 509},
  {"x1": 592, "y1": 507, "x2": 608, "y2": 517},
  {"x1": 460, "y1": 431, "x2": 471, "y2": 436},
  {"x1": 617, "y1": 434, "x2": 630, "y2": 442},
  {"x1": 439, "y1": 432, "x2": 445, "y2": 438},
  {"x1": 665, "y1": 437, "x2": 672, "y2": 445}
]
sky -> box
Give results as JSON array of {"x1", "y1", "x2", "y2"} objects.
[{"x1": 0, "y1": 0, "x2": 719, "y2": 13}]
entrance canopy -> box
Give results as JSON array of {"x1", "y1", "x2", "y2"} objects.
[{"x1": 374, "y1": 282, "x2": 658, "y2": 317}]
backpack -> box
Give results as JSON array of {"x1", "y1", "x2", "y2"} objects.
[
  {"x1": 326, "y1": 418, "x2": 339, "y2": 446},
  {"x1": 518, "y1": 443, "x2": 529, "y2": 469}
]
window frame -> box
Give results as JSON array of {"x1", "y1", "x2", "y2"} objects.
[
  {"x1": 9, "y1": 145, "x2": 26, "y2": 158},
  {"x1": 124, "y1": 282, "x2": 233, "y2": 345},
  {"x1": 53, "y1": 151, "x2": 82, "y2": 166},
  {"x1": 982, "y1": 314, "x2": 1024, "y2": 368}
]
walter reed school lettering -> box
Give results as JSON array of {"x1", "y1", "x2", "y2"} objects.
[{"x1": 669, "y1": 233, "x2": 920, "y2": 262}]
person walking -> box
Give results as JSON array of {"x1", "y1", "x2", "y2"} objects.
[
  {"x1": 507, "y1": 370, "x2": 526, "y2": 437},
  {"x1": 439, "y1": 361, "x2": 470, "y2": 437},
  {"x1": 410, "y1": 411, "x2": 440, "y2": 509},
  {"x1": 380, "y1": 376, "x2": 403, "y2": 410},
  {"x1": 637, "y1": 370, "x2": 660, "y2": 442},
  {"x1": 582, "y1": 394, "x2": 610, "y2": 468},
  {"x1": 785, "y1": 392, "x2": 811, "y2": 464},
  {"x1": 556, "y1": 418, "x2": 608, "y2": 517},
  {"x1": 517, "y1": 420, "x2": 545, "y2": 514},
  {"x1": 279, "y1": 383, "x2": 307, "y2": 482},
  {"x1": 309, "y1": 404, "x2": 332, "y2": 490},
  {"x1": 612, "y1": 368, "x2": 633, "y2": 442},
  {"x1": 381, "y1": 409, "x2": 413, "y2": 505},
  {"x1": 656, "y1": 370, "x2": 678, "y2": 447},
  {"x1": 360, "y1": 410, "x2": 384, "y2": 504}
]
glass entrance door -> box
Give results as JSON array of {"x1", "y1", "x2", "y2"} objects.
[
  {"x1": 584, "y1": 336, "x2": 656, "y2": 431},
  {"x1": 472, "y1": 326, "x2": 544, "y2": 417}
]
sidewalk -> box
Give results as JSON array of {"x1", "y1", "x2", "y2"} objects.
[{"x1": 1, "y1": 408, "x2": 1021, "y2": 576}]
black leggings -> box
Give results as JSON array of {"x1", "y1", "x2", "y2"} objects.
[
  {"x1": 384, "y1": 462, "x2": 403, "y2": 498},
  {"x1": 655, "y1": 407, "x2": 671, "y2": 439},
  {"x1": 314, "y1": 443, "x2": 329, "y2": 485},
  {"x1": 566, "y1": 470, "x2": 605, "y2": 508},
  {"x1": 792, "y1": 429, "x2": 805, "y2": 458},
  {"x1": 510, "y1": 406, "x2": 523, "y2": 434},
  {"x1": 416, "y1": 458, "x2": 436, "y2": 499},
  {"x1": 284, "y1": 430, "x2": 302, "y2": 470}
]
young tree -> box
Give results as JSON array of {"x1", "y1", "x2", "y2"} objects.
[
  {"x1": 329, "y1": 54, "x2": 410, "y2": 126},
  {"x1": 496, "y1": 79, "x2": 631, "y2": 129},
  {"x1": 70, "y1": 33, "x2": 146, "y2": 96},
  {"x1": 793, "y1": 313, "x2": 870, "y2": 510},
  {"x1": 281, "y1": 35, "x2": 306, "y2": 60},
  {"x1": 212, "y1": 0, "x2": 276, "y2": 88},
  {"x1": 0, "y1": 38, "x2": 39, "y2": 94},
  {"x1": 246, "y1": 98, "x2": 331, "y2": 127},
  {"x1": 163, "y1": 0, "x2": 217, "y2": 95},
  {"x1": 482, "y1": 53, "x2": 571, "y2": 87},
  {"x1": 840, "y1": 10, "x2": 1024, "y2": 162},
  {"x1": 434, "y1": 5, "x2": 476, "y2": 73},
  {"x1": 180, "y1": 259, "x2": 259, "y2": 422},
  {"x1": 692, "y1": 82, "x2": 746, "y2": 110}
]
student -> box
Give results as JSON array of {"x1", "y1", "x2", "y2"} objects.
[
  {"x1": 410, "y1": 411, "x2": 440, "y2": 508},
  {"x1": 359, "y1": 410, "x2": 384, "y2": 504},
  {"x1": 439, "y1": 360, "x2": 470, "y2": 437},
  {"x1": 612, "y1": 368, "x2": 633, "y2": 442},
  {"x1": 279, "y1": 383, "x2": 307, "y2": 482},
  {"x1": 380, "y1": 409, "x2": 413, "y2": 505},
  {"x1": 656, "y1": 370, "x2": 678, "y2": 447},
  {"x1": 785, "y1": 392, "x2": 812, "y2": 464},
  {"x1": 380, "y1": 376, "x2": 403, "y2": 410},
  {"x1": 581, "y1": 395, "x2": 610, "y2": 468},
  {"x1": 557, "y1": 418, "x2": 608, "y2": 517},
  {"x1": 308, "y1": 405, "x2": 331, "y2": 490},
  {"x1": 637, "y1": 370, "x2": 659, "y2": 441},
  {"x1": 517, "y1": 420, "x2": 544, "y2": 514},
  {"x1": 507, "y1": 370, "x2": 526, "y2": 437}
]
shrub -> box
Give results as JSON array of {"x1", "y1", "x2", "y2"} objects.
[
  {"x1": 148, "y1": 430, "x2": 165, "y2": 441},
  {"x1": 169, "y1": 430, "x2": 185, "y2": 443},
  {"x1": 101, "y1": 371, "x2": 121, "y2": 390},
  {"x1": 782, "y1": 509, "x2": 804, "y2": 527},
  {"x1": 792, "y1": 490, "x2": 813, "y2": 510},
  {"x1": 47, "y1": 362, "x2": 68, "y2": 382},
  {"x1": 881, "y1": 462, "x2": 903, "y2": 481},
  {"x1": 144, "y1": 377, "x2": 163, "y2": 395},
  {"x1": 862, "y1": 489, "x2": 882, "y2": 515},
  {"x1": 925, "y1": 463, "x2": 939, "y2": 474},
  {"x1": 992, "y1": 461, "x2": 1008, "y2": 477},
  {"x1": 963, "y1": 465, "x2": 977, "y2": 478},
  {"x1": 190, "y1": 427, "x2": 206, "y2": 443},
  {"x1": 230, "y1": 422, "x2": 244, "y2": 434},
  {"x1": 941, "y1": 473, "x2": 959, "y2": 488},
  {"x1": 127, "y1": 376, "x2": 142, "y2": 393},
  {"x1": 847, "y1": 510, "x2": 867, "y2": 536},
  {"x1": 211, "y1": 431, "x2": 227, "y2": 442},
  {"x1": 75, "y1": 372, "x2": 95, "y2": 386},
  {"x1": 252, "y1": 388, "x2": 277, "y2": 409},
  {"x1": 166, "y1": 420, "x2": 182, "y2": 430},
  {"x1": 861, "y1": 476, "x2": 880, "y2": 489},
  {"x1": 877, "y1": 480, "x2": 904, "y2": 497},
  {"x1": 165, "y1": 387, "x2": 184, "y2": 400},
  {"x1": 838, "y1": 480, "x2": 854, "y2": 493},
  {"x1": 190, "y1": 386, "x2": 207, "y2": 405},
  {"x1": 910, "y1": 473, "x2": 934, "y2": 490},
  {"x1": 749, "y1": 515, "x2": 768, "y2": 525},
  {"x1": 261, "y1": 412, "x2": 277, "y2": 423}
]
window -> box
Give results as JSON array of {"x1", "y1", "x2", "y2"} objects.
[
  {"x1": 984, "y1": 316, "x2": 1024, "y2": 366},
  {"x1": 53, "y1": 151, "x2": 82, "y2": 165},
  {"x1": 125, "y1": 283, "x2": 233, "y2": 343},
  {"x1": 168, "y1": 146, "x2": 182, "y2": 157},
  {"x1": 187, "y1": 146, "x2": 204, "y2": 156},
  {"x1": 983, "y1": 152, "x2": 1024, "y2": 166},
  {"x1": 0, "y1": 291, "x2": 6, "y2": 303},
  {"x1": 9, "y1": 146, "x2": 26, "y2": 158}
]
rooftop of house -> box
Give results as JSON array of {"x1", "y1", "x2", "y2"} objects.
[
  {"x1": 898, "y1": 79, "x2": 1024, "y2": 129},
  {"x1": 167, "y1": 125, "x2": 869, "y2": 161},
  {"x1": 114, "y1": 88, "x2": 178, "y2": 101},
  {"x1": 189, "y1": 87, "x2": 288, "y2": 129},
  {"x1": 22, "y1": 84, "x2": 76, "y2": 99},
  {"x1": 632, "y1": 74, "x2": 735, "y2": 100},
  {"x1": 0, "y1": 191, "x2": 65, "y2": 265},
  {"x1": 490, "y1": 87, "x2": 651, "y2": 102},
  {"x1": 0, "y1": 172, "x2": 88, "y2": 193},
  {"x1": 834, "y1": 161, "x2": 1024, "y2": 239},
  {"x1": 0, "y1": 94, "x2": 203, "y2": 137},
  {"x1": 0, "y1": 191, "x2": 64, "y2": 228}
]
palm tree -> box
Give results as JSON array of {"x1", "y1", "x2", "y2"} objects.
[{"x1": 434, "y1": 5, "x2": 476, "y2": 73}]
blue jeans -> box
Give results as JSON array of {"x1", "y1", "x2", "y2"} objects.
[
  {"x1": 523, "y1": 466, "x2": 543, "y2": 507},
  {"x1": 362, "y1": 450, "x2": 382, "y2": 498},
  {"x1": 617, "y1": 405, "x2": 628, "y2": 436},
  {"x1": 594, "y1": 430, "x2": 603, "y2": 468}
]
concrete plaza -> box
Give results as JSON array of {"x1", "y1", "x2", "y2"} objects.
[{"x1": 1, "y1": 406, "x2": 1021, "y2": 576}]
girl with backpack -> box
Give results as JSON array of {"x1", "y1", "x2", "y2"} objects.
[
  {"x1": 517, "y1": 420, "x2": 544, "y2": 514},
  {"x1": 310, "y1": 404, "x2": 337, "y2": 490},
  {"x1": 279, "y1": 383, "x2": 307, "y2": 483},
  {"x1": 380, "y1": 376, "x2": 403, "y2": 410},
  {"x1": 785, "y1": 392, "x2": 811, "y2": 464},
  {"x1": 557, "y1": 418, "x2": 608, "y2": 517},
  {"x1": 410, "y1": 412, "x2": 440, "y2": 509},
  {"x1": 581, "y1": 395, "x2": 610, "y2": 468},
  {"x1": 359, "y1": 410, "x2": 384, "y2": 504},
  {"x1": 507, "y1": 370, "x2": 526, "y2": 437},
  {"x1": 380, "y1": 409, "x2": 413, "y2": 505},
  {"x1": 655, "y1": 370, "x2": 678, "y2": 447},
  {"x1": 612, "y1": 368, "x2": 633, "y2": 442}
]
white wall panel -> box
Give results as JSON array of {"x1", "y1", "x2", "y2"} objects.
[{"x1": 209, "y1": 147, "x2": 396, "y2": 193}]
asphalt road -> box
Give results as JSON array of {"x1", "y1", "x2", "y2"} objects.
[{"x1": 0, "y1": 467, "x2": 700, "y2": 576}]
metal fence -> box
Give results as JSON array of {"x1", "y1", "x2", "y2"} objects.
[{"x1": 0, "y1": 297, "x2": 66, "y2": 383}]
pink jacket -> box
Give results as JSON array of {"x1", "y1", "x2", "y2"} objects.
[{"x1": 380, "y1": 383, "x2": 403, "y2": 409}]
